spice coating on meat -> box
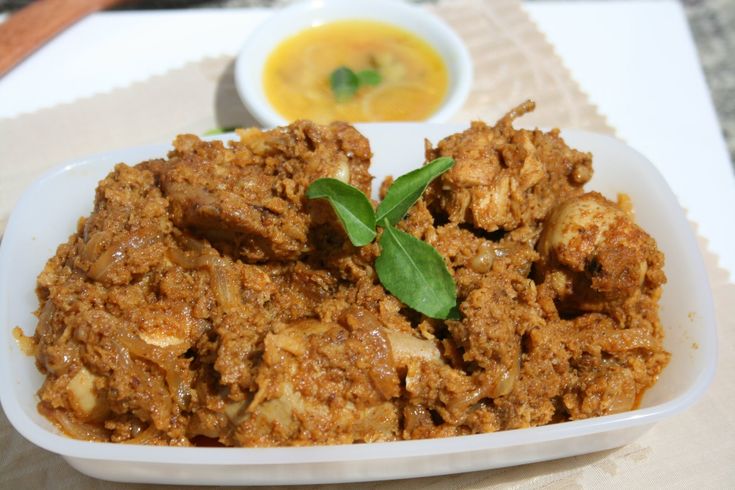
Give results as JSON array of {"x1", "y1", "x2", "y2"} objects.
[
  {"x1": 425, "y1": 100, "x2": 592, "y2": 234},
  {"x1": 536, "y1": 191, "x2": 666, "y2": 313},
  {"x1": 157, "y1": 120, "x2": 372, "y2": 262},
  {"x1": 29, "y1": 108, "x2": 669, "y2": 446}
]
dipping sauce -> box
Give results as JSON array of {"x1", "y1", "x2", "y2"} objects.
[{"x1": 263, "y1": 20, "x2": 449, "y2": 123}]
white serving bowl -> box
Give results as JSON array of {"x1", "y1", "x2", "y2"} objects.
[
  {"x1": 0, "y1": 125, "x2": 717, "y2": 485},
  {"x1": 234, "y1": 0, "x2": 473, "y2": 127}
]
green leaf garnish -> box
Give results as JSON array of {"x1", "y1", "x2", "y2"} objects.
[
  {"x1": 356, "y1": 69, "x2": 382, "y2": 87},
  {"x1": 330, "y1": 66, "x2": 382, "y2": 102},
  {"x1": 203, "y1": 127, "x2": 237, "y2": 136},
  {"x1": 376, "y1": 219, "x2": 458, "y2": 319},
  {"x1": 376, "y1": 157, "x2": 455, "y2": 225},
  {"x1": 330, "y1": 66, "x2": 360, "y2": 102},
  {"x1": 305, "y1": 178, "x2": 376, "y2": 247},
  {"x1": 306, "y1": 158, "x2": 458, "y2": 320}
]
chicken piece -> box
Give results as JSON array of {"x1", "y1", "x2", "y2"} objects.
[
  {"x1": 452, "y1": 274, "x2": 542, "y2": 393},
  {"x1": 536, "y1": 192, "x2": 666, "y2": 312},
  {"x1": 62, "y1": 163, "x2": 171, "y2": 287},
  {"x1": 66, "y1": 366, "x2": 102, "y2": 419},
  {"x1": 235, "y1": 310, "x2": 401, "y2": 446},
  {"x1": 155, "y1": 120, "x2": 372, "y2": 262},
  {"x1": 559, "y1": 311, "x2": 669, "y2": 419},
  {"x1": 425, "y1": 101, "x2": 592, "y2": 234}
]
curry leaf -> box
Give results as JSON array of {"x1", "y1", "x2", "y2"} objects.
[
  {"x1": 330, "y1": 66, "x2": 359, "y2": 102},
  {"x1": 331, "y1": 67, "x2": 382, "y2": 102},
  {"x1": 306, "y1": 178, "x2": 376, "y2": 246},
  {"x1": 376, "y1": 157, "x2": 455, "y2": 225},
  {"x1": 203, "y1": 127, "x2": 237, "y2": 136},
  {"x1": 375, "y1": 219, "x2": 457, "y2": 319},
  {"x1": 357, "y1": 69, "x2": 382, "y2": 86}
]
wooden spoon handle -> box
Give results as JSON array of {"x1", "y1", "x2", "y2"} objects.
[{"x1": 0, "y1": 0, "x2": 127, "y2": 77}]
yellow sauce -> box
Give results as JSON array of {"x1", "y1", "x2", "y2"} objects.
[{"x1": 263, "y1": 20, "x2": 449, "y2": 123}]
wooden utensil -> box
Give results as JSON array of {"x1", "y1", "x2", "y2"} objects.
[{"x1": 0, "y1": 0, "x2": 128, "y2": 77}]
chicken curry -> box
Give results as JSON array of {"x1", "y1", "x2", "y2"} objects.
[{"x1": 26, "y1": 102, "x2": 669, "y2": 446}]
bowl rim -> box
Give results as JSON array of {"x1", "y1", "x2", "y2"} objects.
[
  {"x1": 0, "y1": 126, "x2": 717, "y2": 468},
  {"x1": 233, "y1": 0, "x2": 474, "y2": 127}
]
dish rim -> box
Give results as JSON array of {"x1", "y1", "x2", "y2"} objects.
[{"x1": 0, "y1": 126, "x2": 717, "y2": 467}]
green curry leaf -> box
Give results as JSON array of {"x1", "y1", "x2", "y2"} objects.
[
  {"x1": 330, "y1": 66, "x2": 382, "y2": 102},
  {"x1": 203, "y1": 127, "x2": 237, "y2": 136},
  {"x1": 376, "y1": 157, "x2": 455, "y2": 225},
  {"x1": 356, "y1": 69, "x2": 382, "y2": 87},
  {"x1": 306, "y1": 178, "x2": 376, "y2": 246},
  {"x1": 375, "y1": 219, "x2": 458, "y2": 319},
  {"x1": 306, "y1": 163, "x2": 459, "y2": 320},
  {"x1": 330, "y1": 66, "x2": 360, "y2": 102}
]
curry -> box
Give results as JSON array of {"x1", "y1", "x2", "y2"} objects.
[
  {"x1": 263, "y1": 20, "x2": 449, "y2": 123},
  {"x1": 27, "y1": 102, "x2": 669, "y2": 446}
]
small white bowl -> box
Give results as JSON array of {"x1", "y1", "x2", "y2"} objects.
[{"x1": 234, "y1": 0, "x2": 473, "y2": 127}]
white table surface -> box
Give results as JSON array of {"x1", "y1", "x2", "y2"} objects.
[{"x1": 1, "y1": 0, "x2": 733, "y2": 282}]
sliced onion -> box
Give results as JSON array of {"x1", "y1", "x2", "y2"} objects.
[
  {"x1": 167, "y1": 248, "x2": 240, "y2": 309},
  {"x1": 88, "y1": 232, "x2": 160, "y2": 281},
  {"x1": 35, "y1": 301, "x2": 55, "y2": 337},
  {"x1": 167, "y1": 247, "x2": 199, "y2": 269},
  {"x1": 40, "y1": 404, "x2": 109, "y2": 442},
  {"x1": 210, "y1": 264, "x2": 238, "y2": 309},
  {"x1": 122, "y1": 424, "x2": 161, "y2": 445},
  {"x1": 116, "y1": 329, "x2": 189, "y2": 410},
  {"x1": 82, "y1": 230, "x2": 109, "y2": 262},
  {"x1": 493, "y1": 353, "x2": 521, "y2": 398}
]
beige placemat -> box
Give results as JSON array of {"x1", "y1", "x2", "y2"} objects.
[{"x1": 1, "y1": 0, "x2": 732, "y2": 488}]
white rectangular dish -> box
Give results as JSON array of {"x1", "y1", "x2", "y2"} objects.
[{"x1": 0, "y1": 123, "x2": 717, "y2": 485}]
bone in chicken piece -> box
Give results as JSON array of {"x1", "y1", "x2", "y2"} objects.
[
  {"x1": 536, "y1": 192, "x2": 665, "y2": 312},
  {"x1": 236, "y1": 312, "x2": 402, "y2": 446},
  {"x1": 425, "y1": 101, "x2": 593, "y2": 233},
  {"x1": 156, "y1": 120, "x2": 373, "y2": 262}
]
